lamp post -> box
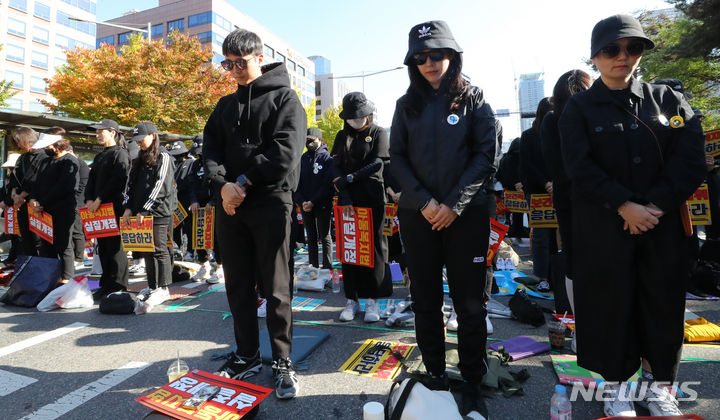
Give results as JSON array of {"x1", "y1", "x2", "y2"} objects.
[
  {"x1": 69, "y1": 17, "x2": 151, "y2": 44},
  {"x1": 329, "y1": 66, "x2": 404, "y2": 92}
]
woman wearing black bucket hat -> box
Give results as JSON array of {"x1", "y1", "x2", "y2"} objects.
[
  {"x1": 390, "y1": 20, "x2": 498, "y2": 418},
  {"x1": 559, "y1": 14, "x2": 706, "y2": 417},
  {"x1": 331, "y1": 92, "x2": 392, "y2": 323}
]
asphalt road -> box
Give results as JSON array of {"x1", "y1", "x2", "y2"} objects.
[{"x1": 0, "y1": 244, "x2": 718, "y2": 420}]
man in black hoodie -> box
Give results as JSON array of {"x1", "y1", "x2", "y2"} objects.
[{"x1": 203, "y1": 29, "x2": 306, "y2": 400}]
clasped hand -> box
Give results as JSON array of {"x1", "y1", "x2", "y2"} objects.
[
  {"x1": 421, "y1": 198, "x2": 457, "y2": 231},
  {"x1": 619, "y1": 201, "x2": 664, "y2": 235}
]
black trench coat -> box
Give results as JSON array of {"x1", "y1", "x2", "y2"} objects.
[{"x1": 559, "y1": 77, "x2": 706, "y2": 382}]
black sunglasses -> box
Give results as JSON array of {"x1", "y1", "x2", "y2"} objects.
[
  {"x1": 411, "y1": 50, "x2": 446, "y2": 66},
  {"x1": 220, "y1": 56, "x2": 257, "y2": 71},
  {"x1": 599, "y1": 42, "x2": 645, "y2": 58}
]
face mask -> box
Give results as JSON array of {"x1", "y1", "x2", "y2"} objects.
[
  {"x1": 306, "y1": 140, "x2": 320, "y2": 152},
  {"x1": 347, "y1": 118, "x2": 367, "y2": 130}
]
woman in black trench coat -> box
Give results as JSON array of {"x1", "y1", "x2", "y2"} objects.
[
  {"x1": 559, "y1": 15, "x2": 706, "y2": 417},
  {"x1": 331, "y1": 92, "x2": 392, "y2": 323}
]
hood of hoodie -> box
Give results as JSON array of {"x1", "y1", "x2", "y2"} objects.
[{"x1": 236, "y1": 62, "x2": 290, "y2": 96}]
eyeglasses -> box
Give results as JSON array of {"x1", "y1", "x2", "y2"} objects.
[
  {"x1": 599, "y1": 42, "x2": 645, "y2": 58},
  {"x1": 220, "y1": 55, "x2": 257, "y2": 71},
  {"x1": 411, "y1": 50, "x2": 446, "y2": 66}
]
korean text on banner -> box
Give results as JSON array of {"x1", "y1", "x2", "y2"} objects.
[
  {"x1": 173, "y1": 201, "x2": 188, "y2": 228},
  {"x1": 136, "y1": 369, "x2": 272, "y2": 420},
  {"x1": 4, "y1": 206, "x2": 20, "y2": 235},
  {"x1": 192, "y1": 207, "x2": 215, "y2": 250},
  {"x1": 120, "y1": 216, "x2": 154, "y2": 252},
  {"x1": 334, "y1": 206, "x2": 374, "y2": 267},
  {"x1": 688, "y1": 183, "x2": 712, "y2": 226},
  {"x1": 382, "y1": 203, "x2": 398, "y2": 236},
  {"x1": 79, "y1": 203, "x2": 119, "y2": 239},
  {"x1": 504, "y1": 190, "x2": 529, "y2": 213},
  {"x1": 487, "y1": 218, "x2": 510, "y2": 266},
  {"x1": 529, "y1": 194, "x2": 558, "y2": 228},
  {"x1": 339, "y1": 339, "x2": 416, "y2": 381},
  {"x1": 29, "y1": 210, "x2": 53, "y2": 244},
  {"x1": 706, "y1": 128, "x2": 720, "y2": 157},
  {"x1": 496, "y1": 196, "x2": 510, "y2": 216}
]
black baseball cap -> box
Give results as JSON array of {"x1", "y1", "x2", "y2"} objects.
[
  {"x1": 88, "y1": 119, "x2": 120, "y2": 132},
  {"x1": 590, "y1": 14, "x2": 655, "y2": 58},
  {"x1": 129, "y1": 122, "x2": 159, "y2": 143},
  {"x1": 307, "y1": 127, "x2": 323, "y2": 140}
]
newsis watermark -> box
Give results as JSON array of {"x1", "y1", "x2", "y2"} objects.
[{"x1": 567, "y1": 381, "x2": 700, "y2": 402}]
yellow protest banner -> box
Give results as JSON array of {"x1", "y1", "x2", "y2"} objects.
[
  {"x1": 120, "y1": 216, "x2": 154, "y2": 252},
  {"x1": 173, "y1": 201, "x2": 188, "y2": 228},
  {"x1": 192, "y1": 207, "x2": 215, "y2": 250},
  {"x1": 339, "y1": 339, "x2": 415, "y2": 381},
  {"x1": 504, "y1": 190, "x2": 529, "y2": 213},
  {"x1": 688, "y1": 183, "x2": 712, "y2": 226},
  {"x1": 529, "y1": 194, "x2": 558, "y2": 228}
]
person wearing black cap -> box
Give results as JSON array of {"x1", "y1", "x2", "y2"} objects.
[
  {"x1": 169, "y1": 141, "x2": 202, "y2": 263},
  {"x1": 559, "y1": 15, "x2": 706, "y2": 417},
  {"x1": 295, "y1": 127, "x2": 334, "y2": 269},
  {"x1": 8, "y1": 127, "x2": 46, "y2": 257},
  {"x1": 27, "y1": 128, "x2": 79, "y2": 281},
  {"x1": 331, "y1": 92, "x2": 392, "y2": 323},
  {"x1": 202, "y1": 28, "x2": 305, "y2": 399},
  {"x1": 86, "y1": 119, "x2": 132, "y2": 299},
  {"x1": 122, "y1": 122, "x2": 176, "y2": 307},
  {"x1": 390, "y1": 20, "x2": 498, "y2": 418}
]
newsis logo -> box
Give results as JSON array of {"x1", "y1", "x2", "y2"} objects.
[
  {"x1": 418, "y1": 26, "x2": 431, "y2": 38},
  {"x1": 568, "y1": 381, "x2": 700, "y2": 402}
]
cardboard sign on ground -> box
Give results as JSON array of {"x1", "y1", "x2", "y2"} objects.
[
  {"x1": 550, "y1": 354, "x2": 639, "y2": 388},
  {"x1": 136, "y1": 369, "x2": 272, "y2": 419},
  {"x1": 339, "y1": 339, "x2": 415, "y2": 381}
]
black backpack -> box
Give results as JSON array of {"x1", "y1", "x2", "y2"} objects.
[
  {"x1": 509, "y1": 289, "x2": 546, "y2": 327},
  {"x1": 99, "y1": 291, "x2": 135, "y2": 314}
]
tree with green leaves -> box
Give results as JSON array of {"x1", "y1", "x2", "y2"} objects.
[
  {"x1": 668, "y1": 0, "x2": 720, "y2": 59},
  {"x1": 0, "y1": 46, "x2": 17, "y2": 108},
  {"x1": 638, "y1": 10, "x2": 720, "y2": 129},
  {"x1": 316, "y1": 105, "x2": 343, "y2": 152},
  {"x1": 43, "y1": 32, "x2": 235, "y2": 134}
]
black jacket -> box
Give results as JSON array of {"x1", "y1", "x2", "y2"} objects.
[
  {"x1": 33, "y1": 153, "x2": 79, "y2": 214},
  {"x1": 295, "y1": 144, "x2": 334, "y2": 209},
  {"x1": 125, "y1": 149, "x2": 175, "y2": 219},
  {"x1": 85, "y1": 145, "x2": 131, "y2": 214},
  {"x1": 331, "y1": 124, "x2": 389, "y2": 207},
  {"x1": 541, "y1": 111, "x2": 572, "y2": 210},
  {"x1": 10, "y1": 149, "x2": 48, "y2": 196},
  {"x1": 390, "y1": 86, "x2": 498, "y2": 215},
  {"x1": 74, "y1": 156, "x2": 89, "y2": 210},
  {"x1": 519, "y1": 127, "x2": 550, "y2": 194},
  {"x1": 496, "y1": 137, "x2": 521, "y2": 190},
  {"x1": 560, "y1": 77, "x2": 706, "y2": 213},
  {"x1": 203, "y1": 62, "x2": 306, "y2": 207},
  {"x1": 174, "y1": 157, "x2": 201, "y2": 207}
]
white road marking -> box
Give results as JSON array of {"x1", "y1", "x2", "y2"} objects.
[
  {"x1": 0, "y1": 322, "x2": 89, "y2": 359},
  {"x1": 0, "y1": 369, "x2": 37, "y2": 396},
  {"x1": 19, "y1": 361, "x2": 150, "y2": 420}
]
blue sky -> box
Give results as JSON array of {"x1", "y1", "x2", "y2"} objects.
[{"x1": 98, "y1": 0, "x2": 673, "y2": 140}]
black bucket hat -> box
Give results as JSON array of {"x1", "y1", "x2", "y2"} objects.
[
  {"x1": 307, "y1": 127, "x2": 323, "y2": 140},
  {"x1": 591, "y1": 14, "x2": 655, "y2": 58},
  {"x1": 168, "y1": 140, "x2": 189, "y2": 156},
  {"x1": 338, "y1": 92, "x2": 375, "y2": 120},
  {"x1": 404, "y1": 20, "x2": 462, "y2": 65}
]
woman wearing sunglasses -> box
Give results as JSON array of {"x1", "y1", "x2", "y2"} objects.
[
  {"x1": 390, "y1": 20, "x2": 498, "y2": 418},
  {"x1": 559, "y1": 15, "x2": 706, "y2": 417}
]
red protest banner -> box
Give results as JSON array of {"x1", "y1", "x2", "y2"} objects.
[
  {"x1": 4, "y1": 206, "x2": 20, "y2": 235},
  {"x1": 706, "y1": 128, "x2": 720, "y2": 157},
  {"x1": 496, "y1": 196, "x2": 510, "y2": 216},
  {"x1": 487, "y1": 218, "x2": 510, "y2": 266},
  {"x1": 136, "y1": 369, "x2": 272, "y2": 420},
  {"x1": 334, "y1": 206, "x2": 374, "y2": 268},
  {"x1": 29, "y1": 211, "x2": 53, "y2": 244},
  {"x1": 382, "y1": 203, "x2": 398, "y2": 236},
  {"x1": 79, "y1": 203, "x2": 119, "y2": 239},
  {"x1": 296, "y1": 204, "x2": 303, "y2": 225}
]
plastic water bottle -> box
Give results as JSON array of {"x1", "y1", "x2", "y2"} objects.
[
  {"x1": 331, "y1": 269, "x2": 341, "y2": 293},
  {"x1": 550, "y1": 384, "x2": 572, "y2": 420}
]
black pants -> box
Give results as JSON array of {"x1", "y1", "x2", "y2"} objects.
[
  {"x1": 17, "y1": 203, "x2": 40, "y2": 257},
  {"x1": 217, "y1": 201, "x2": 293, "y2": 360},
  {"x1": 399, "y1": 205, "x2": 490, "y2": 382},
  {"x1": 97, "y1": 227, "x2": 129, "y2": 292},
  {"x1": 71, "y1": 210, "x2": 85, "y2": 261},
  {"x1": 38, "y1": 209, "x2": 75, "y2": 279},
  {"x1": 302, "y1": 206, "x2": 332, "y2": 269},
  {"x1": 144, "y1": 219, "x2": 172, "y2": 289}
]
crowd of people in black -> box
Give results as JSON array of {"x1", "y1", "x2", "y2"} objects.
[{"x1": 1, "y1": 14, "x2": 718, "y2": 419}]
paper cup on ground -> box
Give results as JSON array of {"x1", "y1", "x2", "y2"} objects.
[{"x1": 363, "y1": 401, "x2": 384, "y2": 420}]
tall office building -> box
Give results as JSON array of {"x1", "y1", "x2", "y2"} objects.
[
  {"x1": 95, "y1": 0, "x2": 315, "y2": 108},
  {"x1": 1, "y1": 0, "x2": 97, "y2": 112},
  {"x1": 517, "y1": 72, "x2": 544, "y2": 132},
  {"x1": 308, "y1": 55, "x2": 349, "y2": 120}
]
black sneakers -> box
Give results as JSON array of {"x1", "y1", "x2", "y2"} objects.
[
  {"x1": 272, "y1": 358, "x2": 299, "y2": 399},
  {"x1": 214, "y1": 351, "x2": 262, "y2": 380}
]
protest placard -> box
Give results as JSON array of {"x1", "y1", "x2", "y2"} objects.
[
  {"x1": 688, "y1": 183, "x2": 712, "y2": 226},
  {"x1": 79, "y1": 203, "x2": 119, "y2": 239},
  {"x1": 173, "y1": 201, "x2": 188, "y2": 228},
  {"x1": 29, "y1": 210, "x2": 53, "y2": 244},
  {"x1": 487, "y1": 218, "x2": 510, "y2": 266},
  {"x1": 529, "y1": 194, "x2": 558, "y2": 228},
  {"x1": 382, "y1": 203, "x2": 398, "y2": 236},
  {"x1": 120, "y1": 216, "x2": 154, "y2": 252},
  {"x1": 706, "y1": 128, "x2": 720, "y2": 157},
  {"x1": 192, "y1": 207, "x2": 215, "y2": 250},
  {"x1": 339, "y1": 339, "x2": 415, "y2": 381},
  {"x1": 334, "y1": 206, "x2": 374, "y2": 267},
  {"x1": 504, "y1": 190, "x2": 529, "y2": 213},
  {"x1": 3, "y1": 206, "x2": 19, "y2": 235}
]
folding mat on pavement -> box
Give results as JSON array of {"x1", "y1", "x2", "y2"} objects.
[
  {"x1": 127, "y1": 282, "x2": 201, "y2": 300},
  {"x1": 258, "y1": 326, "x2": 329, "y2": 364}
]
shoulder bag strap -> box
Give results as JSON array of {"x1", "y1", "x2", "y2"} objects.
[{"x1": 385, "y1": 378, "x2": 418, "y2": 420}]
